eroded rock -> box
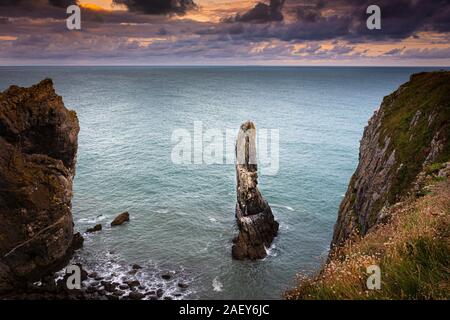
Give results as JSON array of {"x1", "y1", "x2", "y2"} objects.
[
  {"x1": 128, "y1": 291, "x2": 145, "y2": 300},
  {"x1": 86, "y1": 224, "x2": 102, "y2": 233},
  {"x1": 231, "y1": 121, "x2": 279, "y2": 260},
  {"x1": 111, "y1": 212, "x2": 130, "y2": 226},
  {"x1": 0, "y1": 79, "x2": 81, "y2": 293}
]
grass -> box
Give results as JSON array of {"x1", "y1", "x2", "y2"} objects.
[
  {"x1": 367, "y1": 71, "x2": 450, "y2": 225},
  {"x1": 285, "y1": 173, "x2": 450, "y2": 300},
  {"x1": 426, "y1": 162, "x2": 445, "y2": 175}
]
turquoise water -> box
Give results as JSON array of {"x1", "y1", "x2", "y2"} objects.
[{"x1": 0, "y1": 66, "x2": 444, "y2": 299}]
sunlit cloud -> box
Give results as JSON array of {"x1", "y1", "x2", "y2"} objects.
[
  {"x1": 0, "y1": 36, "x2": 17, "y2": 41},
  {"x1": 78, "y1": 0, "x2": 126, "y2": 11},
  {"x1": 173, "y1": 0, "x2": 255, "y2": 22},
  {"x1": 127, "y1": 36, "x2": 170, "y2": 47}
]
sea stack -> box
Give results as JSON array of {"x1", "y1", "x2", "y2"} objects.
[
  {"x1": 232, "y1": 121, "x2": 279, "y2": 260},
  {"x1": 0, "y1": 79, "x2": 81, "y2": 293}
]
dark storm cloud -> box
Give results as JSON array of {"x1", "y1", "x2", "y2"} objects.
[
  {"x1": 287, "y1": 0, "x2": 450, "y2": 40},
  {"x1": 0, "y1": 0, "x2": 171, "y2": 24},
  {"x1": 229, "y1": 0, "x2": 285, "y2": 23},
  {"x1": 112, "y1": 0, "x2": 197, "y2": 15},
  {"x1": 349, "y1": 0, "x2": 450, "y2": 39},
  {"x1": 48, "y1": 0, "x2": 77, "y2": 7},
  {"x1": 0, "y1": 0, "x2": 77, "y2": 18},
  {"x1": 0, "y1": 0, "x2": 76, "y2": 7},
  {"x1": 221, "y1": 0, "x2": 450, "y2": 42}
]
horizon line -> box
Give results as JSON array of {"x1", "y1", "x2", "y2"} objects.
[{"x1": 1, "y1": 64, "x2": 449, "y2": 68}]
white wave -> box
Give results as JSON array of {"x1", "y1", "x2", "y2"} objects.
[
  {"x1": 280, "y1": 222, "x2": 290, "y2": 231},
  {"x1": 208, "y1": 217, "x2": 217, "y2": 222},
  {"x1": 77, "y1": 214, "x2": 106, "y2": 224},
  {"x1": 212, "y1": 277, "x2": 223, "y2": 292},
  {"x1": 95, "y1": 215, "x2": 106, "y2": 222},
  {"x1": 264, "y1": 244, "x2": 278, "y2": 258},
  {"x1": 271, "y1": 204, "x2": 294, "y2": 211},
  {"x1": 199, "y1": 241, "x2": 210, "y2": 253},
  {"x1": 66, "y1": 251, "x2": 194, "y2": 300}
]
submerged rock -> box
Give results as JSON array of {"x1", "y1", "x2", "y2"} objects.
[
  {"x1": 71, "y1": 232, "x2": 84, "y2": 250},
  {"x1": 75, "y1": 264, "x2": 89, "y2": 282},
  {"x1": 126, "y1": 280, "x2": 140, "y2": 288},
  {"x1": 231, "y1": 121, "x2": 279, "y2": 260},
  {"x1": 101, "y1": 281, "x2": 118, "y2": 293},
  {"x1": 128, "y1": 291, "x2": 145, "y2": 300},
  {"x1": 161, "y1": 272, "x2": 172, "y2": 280},
  {"x1": 0, "y1": 79, "x2": 81, "y2": 293},
  {"x1": 1, "y1": 259, "x2": 192, "y2": 300},
  {"x1": 111, "y1": 211, "x2": 130, "y2": 226},
  {"x1": 118, "y1": 284, "x2": 129, "y2": 290},
  {"x1": 86, "y1": 224, "x2": 102, "y2": 233}
]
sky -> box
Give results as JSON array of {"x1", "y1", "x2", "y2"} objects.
[{"x1": 0, "y1": 0, "x2": 449, "y2": 66}]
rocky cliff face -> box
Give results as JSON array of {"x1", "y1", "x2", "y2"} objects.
[
  {"x1": 332, "y1": 71, "x2": 450, "y2": 247},
  {"x1": 0, "y1": 79, "x2": 81, "y2": 292},
  {"x1": 232, "y1": 121, "x2": 279, "y2": 260}
]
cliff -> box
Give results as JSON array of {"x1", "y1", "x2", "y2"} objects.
[
  {"x1": 286, "y1": 167, "x2": 449, "y2": 299},
  {"x1": 232, "y1": 121, "x2": 279, "y2": 260},
  {"x1": 0, "y1": 79, "x2": 81, "y2": 293},
  {"x1": 287, "y1": 71, "x2": 450, "y2": 299},
  {"x1": 332, "y1": 71, "x2": 450, "y2": 247}
]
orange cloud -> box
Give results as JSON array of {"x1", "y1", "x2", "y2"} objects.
[
  {"x1": 175, "y1": 0, "x2": 256, "y2": 22},
  {"x1": 0, "y1": 36, "x2": 17, "y2": 41},
  {"x1": 78, "y1": 0, "x2": 126, "y2": 11}
]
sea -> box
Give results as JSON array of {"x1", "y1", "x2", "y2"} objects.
[{"x1": 0, "y1": 66, "x2": 445, "y2": 299}]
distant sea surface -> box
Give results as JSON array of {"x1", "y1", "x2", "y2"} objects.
[{"x1": 0, "y1": 66, "x2": 446, "y2": 299}]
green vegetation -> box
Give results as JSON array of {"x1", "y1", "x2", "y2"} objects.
[
  {"x1": 365, "y1": 71, "x2": 450, "y2": 225},
  {"x1": 381, "y1": 72, "x2": 450, "y2": 196},
  {"x1": 426, "y1": 162, "x2": 445, "y2": 175},
  {"x1": 286, "y1": 175, "x2": 450, "y2": 300}
]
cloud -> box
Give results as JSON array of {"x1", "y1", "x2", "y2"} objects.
[
  {"x1": 227, "y1": 0, "x2": 285, "y2": 23},
  {"x1": 387, "y1": 47, "x2": 450, "y2": 59},
  {"x1": 48, "y1": 0, "x2": 77, "y2": 8},
  {"x1": 383, "y1": 47, "x2": 404, "y2": 55},
  {"x1": 289, "y1": 0, "x2": 450, "y2": 40},
  {"x1": 0, "y1": 0, "x2": 449, "y2": 65},
  {"x1": 211, "y1": 0, "x2": 450, "y2": 44},
  {"x1": 112, "y1": 0, "x2": 197, "y2": 15},
  {"x1": 0, "y1": 0, "x2": 77, "y2": 18},
  {"x1": 0, "y1": 0, "x2": 77, "y2": 8}
]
